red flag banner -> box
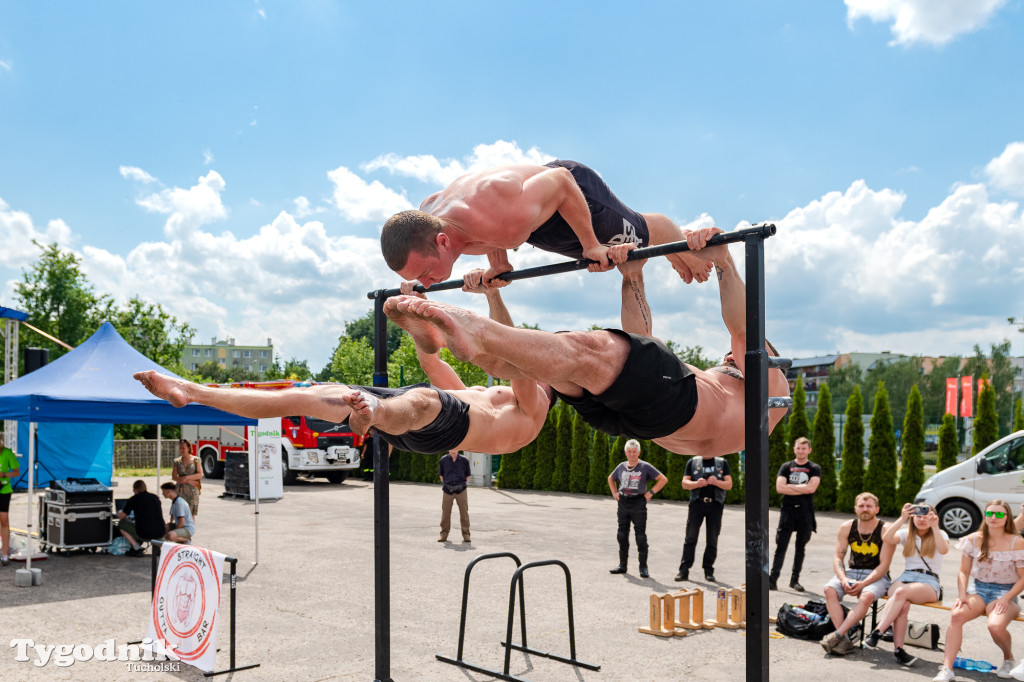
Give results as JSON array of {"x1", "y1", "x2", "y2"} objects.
[
  {"x1": 945, "y1": 378, "x2": 959, "y2": 416},
  {"x1": 961, "y1": 376, "x2": 974, "y2": 418}
]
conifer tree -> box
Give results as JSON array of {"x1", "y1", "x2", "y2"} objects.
[
  {"x1": 973, "y1": 377, "x2": 999, "y2": 455},
  {"x1": 1014, "y1": 397, "x2": 1024, "y2": 432},
  {"x1": 937, "y1": 413, "x2": 959, "y2": 471},
  {"x1": 863, "y1": 383, "x2": 899, "y2": 516},
  {"x1": 550, "y1": 403, "x2": 571, "y2": 491},
  {"x1": 768, "y1": 416, "x2": 789, "y2": 508},
  {"x1": 495, "y1": 447, "x2": 521, "y2": 490},
  {"x1": 789, "y1": 376, "x2": 811, "y2": 443},
  {"x1": 837, "y1": 386, "x2": 866, "y2": 511},
  {"x1": 810, "y1": 383, "x2": 837, "y2": 511},
  {"x1": 518, "y1": 439, "x2": 537, "y2": 490},
  {"x1": 532, "y1": 408, "x2": 558, "y2": 490},
  {"x1": 724, "y1": 452, "x2": 744, "y2": 504},
  {"x1": 897, "y1": 384, "x2": 926, "y2": 506},
  {"x1": 644, "y1": 440, "x2": 667, "y2": 480},
  {"x1": 607, "y1": 435, "x2": 628, "y2": 491},
  {"x1": 665, "y1": 452, "x2": 687, "y2": 502},
  {"x1": 587, "y1": 431, "x2": 612, "y2": 495},
  {"x1": 569, "y1": 411, "x2": 592, "y2": 493}
]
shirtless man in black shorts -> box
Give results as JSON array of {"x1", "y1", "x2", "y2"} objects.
[
  {"x1": 134, "y1": 276, "x2": 549, "y2": 456},
  {"x1": 379, "y1": 160, "x2": 715, "y2": 335},
  {"x1": 384, "y1": 228, "x2": 789, "y2": 457}
]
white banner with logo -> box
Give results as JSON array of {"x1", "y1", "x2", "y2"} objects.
[
  {"x1": 248, "y1": 418, "x2": 283, "y2": 500},
  {"x1": 144, "y1": 544, "x2": 226, "y2": 673}
]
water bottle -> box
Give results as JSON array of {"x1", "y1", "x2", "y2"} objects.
[
  {"x1": 953, "y1": 656, "x2": 973, "y2": 670},
  {"x1": 972, "y1": 660, "x2": 997, "y2": 672}
]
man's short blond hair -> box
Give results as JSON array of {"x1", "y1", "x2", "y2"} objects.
[
  {"x1": 793, "y1": 436, "x2": 811, "y2": 448},
  {"x1": 854, "y1": 492, "x2": 879, "y2": 507}
]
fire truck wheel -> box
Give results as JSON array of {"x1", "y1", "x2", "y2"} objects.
[
  {"x1": 201, "y1": 449, "x2": 225, "y2": 479},
  {"x1": 281, "y1": 449, "x2": 298, "y2": 485},
  {"x1": 325, "y1": 471, "x2": 347, "y2": 484}
]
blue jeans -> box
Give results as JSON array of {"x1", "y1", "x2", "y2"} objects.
[{"x1": 969, "y1": 579, "x2": 1018, "y2": 606}]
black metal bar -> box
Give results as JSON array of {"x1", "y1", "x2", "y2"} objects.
[
  {"x1": 744, "y1": 236, "x2": 770, "y2": 682},
  {"x1": 767, "y1": 356, "x2": 792, "y2": 371},
  {"x1": 448, "y1": 552, "x2": 525, "y2": 661},
  {"x1": 501, "y1": 560, "x2": 600, "y2": 675},
  {"x1": 368, "y1": 224, "x2": 777, "y2": 299},
  {"x1": 767, "y1": 397, "x2": 792, "y2": 409},
  {"x1": 371, "y1": 292, "x2": 393, "y2": 682}
]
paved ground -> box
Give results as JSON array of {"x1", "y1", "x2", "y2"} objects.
[{"x1": 1, "y1": 475, "x2": 1011, "y2": 681}]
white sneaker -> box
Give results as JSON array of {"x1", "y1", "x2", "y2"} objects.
[
  {"x1": 932, "y1": 667, "x2": 954, "y2": 682},
  {"x1": 1000, "y1": 659, "x2": 1017, "y2": 679},
  {"x1": 0, "y1": 554, "x2": 9, "y2": 566},
  {"x1": 1009, "y1": 659, "x2": 1024, "y2": 681}
]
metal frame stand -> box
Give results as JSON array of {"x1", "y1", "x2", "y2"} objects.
[{"x1": 367, "y1": 225, "x2": 778, "y2": 682}]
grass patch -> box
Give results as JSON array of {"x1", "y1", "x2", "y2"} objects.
[{"x1": 114, "y1": 467, "x2": 174, "y2": 478}]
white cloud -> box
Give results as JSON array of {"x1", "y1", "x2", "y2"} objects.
[
  {"x1": 985, "y1": 142, "x2": 1024, "y2": 197},
  {"x1": 327, "y1": 166, "x2": 413, "y2": 223},
  {"x1": 293, "y1": 196, "x2": 325, "y2": 218},
  {"x1": 0, "y1": 198, "x2": 74, "y2": 269},
  {"x1": 203, "y1": 149, "x2": 214, "y2": 165},
  {"x1": 0, "y1": 60, "x2": 11, "y2": 72},
  {"x1": 134, "y1": 170, "x2": 229, "y2": 238},
  {"x1": 845, "y1": 0, "x2": 1008, "y2": 46},
  {"x1": 119, "y1": 166, "x2": 158, "y2": 184},
  {"x1": 363, "y1": 139, "x2": 557, "y2": 187}
]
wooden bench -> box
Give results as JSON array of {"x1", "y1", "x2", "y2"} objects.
[{"x1": 869, "y1": 596, "x2": 1024, "y2": 634}]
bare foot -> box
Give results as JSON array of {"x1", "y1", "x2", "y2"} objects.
[
  {"x1": 405, "y1": 299, "x2": 487, "y2": 364},
  {"x1": 385, "y1": 296, "x2": 446, "y2": 354},
  {"x1": 669, "y1": 252, "x2": 713, "y2": 283},
  {"x1": 134, "y1": 370, "x2": 192, "y2": 408},
  {"x1": 342, "y1": 389, "x2": 380, "y2": 435}
]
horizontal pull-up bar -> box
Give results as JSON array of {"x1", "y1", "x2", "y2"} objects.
[{"x1": 368, "y1": 223, "x2": 777, "y2": 299}]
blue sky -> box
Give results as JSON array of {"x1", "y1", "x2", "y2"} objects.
[{"x1": 2, "y1": 1, "x2": 1023, "y2": 371}]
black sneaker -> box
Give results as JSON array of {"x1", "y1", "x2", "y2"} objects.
[
  {"x1": 893, "y1": 647, "x2": 918, "y2": 667},
  {"x1": 639, "y1": 567, "x2": 650, "y2": 578},
  {"x1": 790, "y1": 581, "x2": 805, "y2": 592},
  {"x1": 865, "y1": 629, "x2": 881, "y2": 648},
  {"x1": 126, "y1": 547, "x2": 145, "y2": 558},
  {"x1": 674, "y1": 570, "x2": 689, "y2": 582},
  {"x1": 704, "y1": 571, "x2": 716, "y2": 582},
  {"x1": 609, "y1": 565, "x2": 627, "y2": 574},
  {"x1": 769, "y1": 578, "x2": 778, "y2": 591}
]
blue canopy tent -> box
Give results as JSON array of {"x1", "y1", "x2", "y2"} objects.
[{"x1": 0, "y1": 321, "x2": 254, "y2": 568}]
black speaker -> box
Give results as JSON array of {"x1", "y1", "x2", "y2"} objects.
[{"x1": 24, "y1": 347, "x2": 49, "y2": 374}]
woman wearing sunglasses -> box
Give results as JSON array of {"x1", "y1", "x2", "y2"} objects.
[
  {"x1": 933, "y1": 500, "x2": 1024, "y2": 682},
  {"x1": 865, "y1": 503, "x2": 948, "y2": 667}
]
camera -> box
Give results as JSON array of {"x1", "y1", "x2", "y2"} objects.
[{"x1": 912, "y1": 505, "x2": 929, "y2": 516}]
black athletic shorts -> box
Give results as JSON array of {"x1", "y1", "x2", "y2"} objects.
[
  {"x1": 527, "y1": 160, "x2": 650, "y2": 259},
  {"x1": 0, "y1": 492, "x2": 10, "y2": 513},
  {"x1": 359, "y1": 383, "x2": 471, "y2": 454},
  {"x1": 553, "y1": 330, "x2": 698, "y2": 439}
]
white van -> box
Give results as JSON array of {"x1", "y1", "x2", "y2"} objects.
[{"x1": 914, "y1": 430, "x2": 1024, "y2": 538}]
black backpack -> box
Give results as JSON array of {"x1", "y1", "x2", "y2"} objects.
[{"x1": 776, "y1": 599, "x2": 848, "y2": 640}]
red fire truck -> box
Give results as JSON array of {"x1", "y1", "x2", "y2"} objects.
[{"x1": 181, "y1": 380, "x2": 364, "y2": 484}]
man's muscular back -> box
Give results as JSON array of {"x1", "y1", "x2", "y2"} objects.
[
  {"x1": 420, "y1": 164, "x2": 555, "y2": 252},
  {"x1": 453, "y1": 383, "x2": 548, "y2": 454}
]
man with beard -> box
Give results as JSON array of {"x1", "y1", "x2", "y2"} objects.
[{"x1": 820, "y1": 492, "x2": 895, "y2": 656}]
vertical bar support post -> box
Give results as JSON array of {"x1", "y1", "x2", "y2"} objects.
[
  {"x1": 744, "y1": 236, "x2": 769, "y2": 681},
  {"x1": 371, "y1": 291, "x2": 393, "y2": 682}
]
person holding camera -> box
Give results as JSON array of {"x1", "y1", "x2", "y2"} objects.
[
  {"x1": 438, "y1": 449, "x2": 471, "y2": 543},
  {"x1": 864, "y1": 503, "x2": 949, "y2": 667}
]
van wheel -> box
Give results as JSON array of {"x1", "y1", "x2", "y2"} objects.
[
  {"x1": 938, "y1": 501, "x2": 980, "y2": 538},
  {"x1": 281, "y1": 449, "x2": 298, "y2": 485}
]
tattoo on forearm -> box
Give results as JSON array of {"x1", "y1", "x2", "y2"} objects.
[
  {"x1": 716, "y1": 265, "x2": 724, "y2": 281},
  {"x1": 630, "y1": 280, "x2": 650, "y2": 332}
]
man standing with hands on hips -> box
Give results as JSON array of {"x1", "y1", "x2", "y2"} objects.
[
  {"x1": 438, "y1": 449, "x2": 471, "y2": 543},
  {"x1": 675, "y1": 453, "x2": 732, "y2": 583},
  {"x1": 607, "y1": 439, "x2": 667, "y2": 578}
]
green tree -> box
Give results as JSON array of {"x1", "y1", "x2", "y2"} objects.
[
  {"x1": 973, "y1": 376, "x2": 999, "y2": 454},
  {"x1": 861, "y1": 357, "x2": 923, "y2": 428},
  {"x1": 897, "y1": 385, "x2": 926, "y2": 507},
  {"x1": 665, "y1": 341, "x2": 715, "y2": 370},
  {"x1": 342, "y1": 310, "x2": 405, "y2": 359},
  {"x1": 1015, "y1": 397, "x2": 1024, "y2": 432},
  {"x1": 608, "y1": 435, "x2": 628, "y2": 485},
  {"x1": 644, "y1": 441, "x2": 668, "y2": 482},
  {"x1": 827, "y1": 362, "x2": 864, "y2": 416},
  {"x1": 863, "y1": 383, "x2": 899, "y2": 516},
  {"x1": 550, "y1": 403, "x2": 573, "y2": 491},
  {"x1": 518, "y1": 439, "x2": 538, "y2": 490},
  {"x1": 496, "y1": 443, "x2": 522, "y2": 489},
  {"x1": 937, "y1": 413, "x2": 960, "y2": 471},
  {"x1": 14, "y1": 242, "x2": 105, "y2": 370},
  {"x1": 665, "y1": 451, "x2": 687, "y2": 502},
  {"x1": 810, "y1": 383, "x2": 837, "y2": 511},
  {"x1": 767, "y1": 416, "x2": 789, "y2": 508},
  {"x1": 789, "y1": 377, "x2": 811, "y2": 443},
  {"x1": 102, "y1": 296, "x2": 195, "y2": 373},
  {"x1": 532, "y1": 409, "x2": 558, "y2": 490},
  {"x1": 569, "y1": 410, "x2": 592, "y2": 493},
  {"x1": 330, "y1": 337, "x2": 375, "y2": 385},
  {"x1": 724, "y1": 452, "x2": 744, "y2": 504},
  {"x1": 587, "y1": 431, "x2": 612, "y2": 495},
  {"x1": 965, "y1": 343, "x2": 1016, "y2": 436},
  {"x1": 837, "y1": 386, "x2": 866, "y2": 511},
  {"x1": 282, "y1": 358, "x2": 312, "y2": 381}
]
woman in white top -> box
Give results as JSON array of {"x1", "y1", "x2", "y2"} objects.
[
  {"x1": 933, "y1": 499, "x2": 1024, "y2": 682},
  {"x1": 866, "y1": 503, "x2": 948, "y2": 667}
]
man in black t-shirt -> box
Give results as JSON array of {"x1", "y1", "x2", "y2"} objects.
[
  {"x1": 769, "y1": 437, "x2": 821, "y2": 592},
  {"x1": 117, "y1": 480, "x2": 165, "y2": 557},
  {"x1": 675, "y1": 454, "x2": 732, "y2": 583}
]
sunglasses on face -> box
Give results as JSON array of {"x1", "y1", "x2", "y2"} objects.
[{"x1": 986, "y1": 511, "x2": 1007, "y2": 519}]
